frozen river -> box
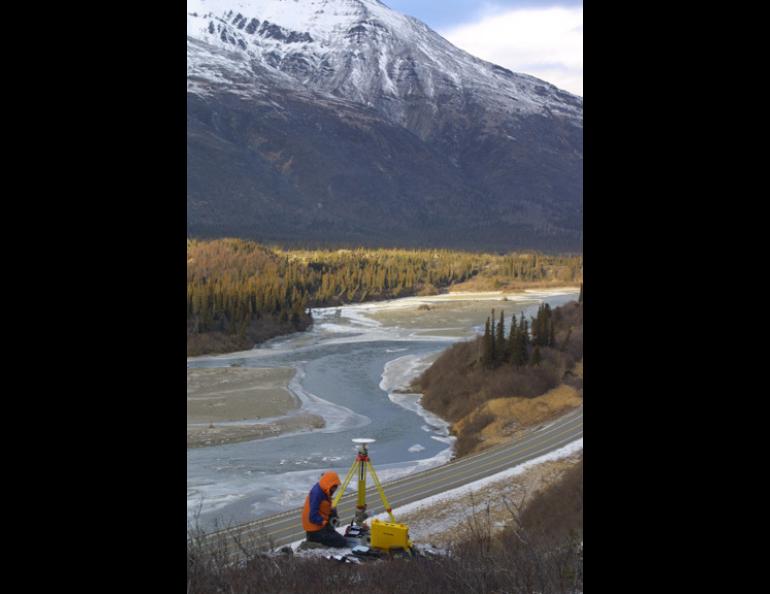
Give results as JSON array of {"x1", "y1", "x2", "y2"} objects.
[{"x1": 187, "y1": 288, "x2": 579, "y2": 531}]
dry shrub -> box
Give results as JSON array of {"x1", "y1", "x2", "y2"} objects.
[
  {"x1": 187, "y1": 458, "x2": 584, "y2": 594},
  {"x1": 516, "y1": 459, "x2": 583, "y2": 546},
  {"x1": 187, "y1": 315, "x2": 312, "y2": 357},
  {"x1": 455, "y1": 411, "x2": 495, "y2": 456},
  {"x1": 419, "y1": 344, "x2": 565, "y2": 422},
  {"x1": 419, "y1": 301, "x2": 583, "y2": 424},
  {"x1": 186, "y1": 331, "x2": 253, "y2": 357}
]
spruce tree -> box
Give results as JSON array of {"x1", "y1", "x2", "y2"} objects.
[
  {"x1": 508, "y1": 314, "x2": 519, "y2": 367},
  {"x1": 496, "y1": 310, "x2": 505, "y2": 362},
  {"x1": 489, "y1": 309, "x2": 496, "y2": 364},
  {"x1": 539, "y1": 303, "x2": 550, "y2": 347},
  {"x1": 521, "y1": 318, "x2": 530, "y2": 365},
  {"x1": 532, "y1": 304, "x2": 542, "y2": 346},
  {"x1": 482, "y1": 317, "x2": 492, "y2": 367},
  {"x1": 532, "y1": 345, "x2": 542, "y2": 366}
]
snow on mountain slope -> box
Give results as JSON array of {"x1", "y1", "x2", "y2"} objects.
[
  {"x1": 186, "y1": 0, "x2": 582, "y2": 130},
  {"x1": 186, "y1": 0, "x2": 583, "y2": 251}
]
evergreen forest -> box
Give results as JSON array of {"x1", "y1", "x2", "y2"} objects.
[{"x1": 187, "y1": 238, "x2": 583, "y2": 356}]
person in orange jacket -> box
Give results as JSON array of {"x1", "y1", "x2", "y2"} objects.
[{"x1": 302, "y1": 470, "x2": 347, "y2": 547}]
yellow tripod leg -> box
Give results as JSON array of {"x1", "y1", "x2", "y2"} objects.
[
  {"x1": 332, "y1": 459, "x2": 358, "y2": 508},
  {"x1": 357, "y1": 460, "x2": 367, "y2": 511},
  {"x1": 366, "y1": 460, "x2": 396, "y2": 523}
]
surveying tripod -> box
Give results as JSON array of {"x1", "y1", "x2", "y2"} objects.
[{"x1": 331, "y1": 438, "x2": 396, "y2": 525}]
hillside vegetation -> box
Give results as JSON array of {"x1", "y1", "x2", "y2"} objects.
[
  {"x1": 187, "y1": 239, "x2": 582, "y2": 356},
  {"x1": 418, "y1": 298, "x2": 583, "y2": 456},
  {"x1": 187, "y1": 457, "x2": 583, "y2": 594}
]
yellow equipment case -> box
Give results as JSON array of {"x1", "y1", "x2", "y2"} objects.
[{"x1": 370, "y1": 518, "x2": 412, "y2": 551}]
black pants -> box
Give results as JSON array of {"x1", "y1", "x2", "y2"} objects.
[{"x1": 306, "y1": 523, "x2": 347, "y2": 548}]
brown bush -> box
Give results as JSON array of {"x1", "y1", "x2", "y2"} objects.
[
  {"x1": 187, "y1": 315, "x2": 313, "y2": 356},
  {"x1": 418, "y1": 301, "x2": 582, "y2": 424},
  {"x1": 419, "y1": 344, "x2": 565, "y2": 422},
  {"x1": 187, "y1": 458, "x2": 584, "y2": 594},
  {"x1": 454, "y1": 411, "x2": 495, "y2": 457},
  {"x1": 517, "y1": 459, "x2": 583, "y2": 545},
  {"x1": 188, "y1": 529, "x2": 582, "y2": 594}
]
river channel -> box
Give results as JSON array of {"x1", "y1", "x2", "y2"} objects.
[{"x1": 187, "y1": 288, "x2": 579, "y2": 532}]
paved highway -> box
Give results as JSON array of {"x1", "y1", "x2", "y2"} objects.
[{"x1": 199, "y1": 406, "x2": 583, "y2": 552}]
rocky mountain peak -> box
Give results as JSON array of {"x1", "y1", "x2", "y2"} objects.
[{"x1": 186, "y1": 0, "x2": 583, "y2": 251}]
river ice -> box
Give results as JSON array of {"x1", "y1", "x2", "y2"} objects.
[{"x1": 187, "y1": 288, "x2": 579, "y2": 531}]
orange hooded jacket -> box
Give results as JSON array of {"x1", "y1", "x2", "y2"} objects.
[{"x1": 302, "y1": 471, "x2": 341, "y2": 532}]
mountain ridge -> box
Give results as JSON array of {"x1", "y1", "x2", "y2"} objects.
[{"x1": 187, "y1": 0, "x2": 583, "y2": 251}]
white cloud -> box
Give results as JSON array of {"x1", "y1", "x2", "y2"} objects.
[{"x1": 441, "y1": 5, "x2": 583, "y2": 96}]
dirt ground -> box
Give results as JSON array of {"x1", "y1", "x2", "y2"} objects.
[
  {"x1": 187, "y1": 414, "x2": 325, "y2": 448},
  {"x1": 187, "y1": 367, "x2": 324, "y2": 448}
]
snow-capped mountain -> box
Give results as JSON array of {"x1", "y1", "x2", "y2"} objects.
[{"x1": 187, "y1": 0, "x2": 583, "y2": 251}]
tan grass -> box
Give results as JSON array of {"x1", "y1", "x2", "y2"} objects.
[{"x1": 453, "y1": 382, "x2": 582, "y2": 454}]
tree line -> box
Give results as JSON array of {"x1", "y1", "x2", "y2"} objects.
[
  {"x1": 187, "y1": 238, "x2": 583, "y2": 340},
  {"x1": 480, "y1": 300, "x2": 575, "y2": 369}
]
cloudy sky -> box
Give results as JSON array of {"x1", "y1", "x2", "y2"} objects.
[{"x1": 384, "y1": 0, "x2": 583, "y2": 96}]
